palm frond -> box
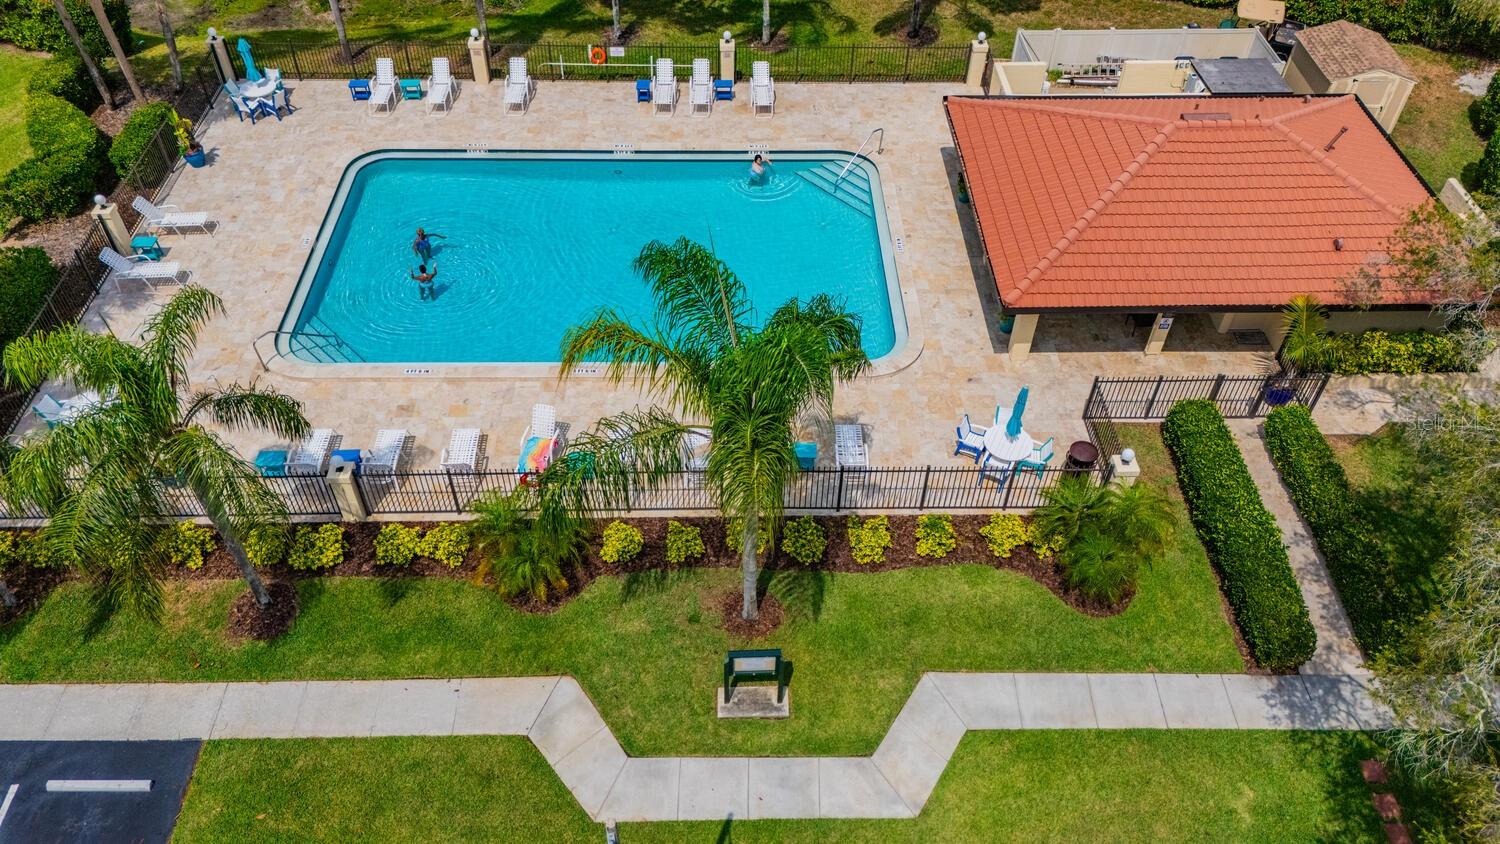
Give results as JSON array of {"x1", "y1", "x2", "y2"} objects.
[
  {"x1": 559, "y1": 310, "x2": 712, "y2": 416},
  {"x1": 633, "y1": 237, "x2": 751, "y2": 351},
  {"x1": 4, "y1": 405, "x2": 154, "y2": 511},
  {"x1": 2, "y1": 327, "x2": 140, "y2": 394},
  {"x1": 563, "y1": 406, "x2": 692, "y2": 509},
  {"x1": 183, "y1": 383, "x2": 311, "y2": 440},
  {"x1": 161, "y1": 426, "x2": 287, "y2": 541},
  {"x1": 140, "y1": 285, "x2": 225, "y2": 392}
]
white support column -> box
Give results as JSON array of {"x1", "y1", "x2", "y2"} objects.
[
  {"x1": 1007, "y1": 313, "x2": 1038, "y2": 362},
  {"x1": 89, "y1": 195, "x2": 130, "y2": 256},
  {"x1": 965, "y1": 33, "x2": 990, "y2": 88},
  {"x1": 205, "y1": 28, "x2": 234, "y2": 86},
  {"x1": 1144, "y1": 313, "x2": 1173, "y2": 355},
  {"x1": 719, "y1": 33, "x2": 736, "y2": 82},
  {"x1": 1108, "y1": 448, "x2": 1140, "y2": 488},
  {"x1": 468, "y1": 29, "x2": 491, "y2": 84},
  {"x1": 325, "y1": 457, "x2": 368, "y2": 521}
]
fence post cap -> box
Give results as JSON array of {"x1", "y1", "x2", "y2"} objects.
[
  {"x1": 92, "y1": 194, "x2": 108, "y2": 207},
  {"x1": 470, "y1": 28, "x2": 479, "y2": 38},
  {"x1": 207, "y1": 27, "x2": 217, "y2": 39},
  {"x1": 1121, "y1": 448, "x2": 1135, "y2": 465},
  {"x1": 976, "y1": 32, "x2": 987, "y2": 43},
  {"x1": 723, "y1": 31, "x2": 733, "y2": 42}
]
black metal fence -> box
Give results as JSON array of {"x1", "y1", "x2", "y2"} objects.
[
  {"x1": 1081, "y1": 373, "x2": 1330, "y2": 421},
  {"x1": 354, "y1": 464, "x2": 1107, "y2": 516},
  {"x1": 735, "y1": 43, "x2": 969, "y2": 82},
  {"x1": 0, "y1": 475, "x2": 340, "y2": 521},
  {"x1": 235, "y1": 38, "x2": 471, "y2": 81},
  {"x1": 490, "y1": 42, "x2": 717, "y2": 81}
]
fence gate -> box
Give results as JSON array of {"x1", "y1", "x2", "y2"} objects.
[{"x1": 1082, "y1": 373, "x2": 1330, "y2": 421}]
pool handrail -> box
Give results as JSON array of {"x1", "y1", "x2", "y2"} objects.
[
  {"x1": 253, "y1": 328, "x2": 351, "y2": 372},
  {"x1": 833, "y1": 128, "x2": 884, "y2": 189}
]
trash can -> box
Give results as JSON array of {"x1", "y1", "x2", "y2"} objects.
[{"x1": 1063, "y1": 440, "x2": 1099, "y2": 476}]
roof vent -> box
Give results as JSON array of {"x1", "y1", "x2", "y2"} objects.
[
  {"x1": 1333, "y1": 237, "x2": 1345, "y2": 251},
  {"x1": 1324, "y1": 126, "x2": 1349, "y2": 151},
  {"x1": 1181, "y1": 112, "x2": 1232, "y2": 121},
  {"x1": 1302, "y1": 94, "x2": 1312, "y2": 103}
]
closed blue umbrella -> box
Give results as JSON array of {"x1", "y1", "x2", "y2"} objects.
[
  {"x1": 237, "y1": 38, "x2": 262, "y2": 82},
  {"x1": 1006, "y1": 386, "x2": 1029, "y2": 438}
]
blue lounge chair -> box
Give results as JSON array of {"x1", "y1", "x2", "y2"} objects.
[
  {"x1": 1015, "y1": 437, "x2": 1055, "y2": 478},
  {"x1": 793, "y1": 441, "x2": 818, "y2": 471},
  {"x1": 954, "y1": 414, "x2": 987, "y2": 463},
  {"x1": 978, "y1": 455, "x2": 1009, "y2": 490},
  {"x1": 348, "y1": 79, "x2": 372, "y2": 101}
]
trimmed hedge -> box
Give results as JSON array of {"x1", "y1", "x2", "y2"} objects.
[
  {"x1": 1326, "y1": 329, "x2": 1470, "y2": 375},
  {"x1": 0, "y1": 0, "x2": 130, "y2": 59},
  {"x1": 1478, "y1": 132, "x2": 1500, "y2": 197},
  {"x1": 1471, "y1": 72, "x2": 1500, "y2": 140},
  {"x1": 1179, "y1": 0, "x2": 1500, "y2": 58},
  {"x1": 1162, "y1": 399, "x2": 1316, "y2": 671},
  {"x1": 26, "y1": 53, "x2": 101, "y2": 114},
  {"x1": 0, "y1": 93, "x2": 106, "y2": 223},
  {"x1": 1263, "y1": 406, "x2": 1428, "y2": 659},
  {"x1": 109, "y1": 102, "x2": 175, "y2": 179},
  {"x1": 0, "y1": 247, "x2": 56, "y2": 349}
]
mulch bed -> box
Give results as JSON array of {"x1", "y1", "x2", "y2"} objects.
[
  {"x1": 719, "y1": 589, "x2": 784, "y2": 638},
  {"x1": 226, "y1": 581, "x2": 299, "y2": 640},
  {"x1": 895, "y1": 25, "x2": 940, "y2": 47},
  {"x1": 0, "y1": 562, "x2": 69, "y2": 626}
]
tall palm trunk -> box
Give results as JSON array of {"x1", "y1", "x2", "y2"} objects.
[
  {"x1": 908, "y1": 0, "x2": 922, "y2": 37},
  {"x1": 86, "y1": 0, "x2": 143, "y2": 103},
  {"x1": 52, "y1": 0, "x2": 113, "y2": 109},
  {"x1": 740, "y1": 511, "x2": 759, "y2": 620},
  {"x1": 0, "y1": 577, "x2": 16, "y2": 609},
  {"x1": 610, "y1": 0, "x2": 621, "y2": 41},
  {"x1": 761, "y1": 0, "x2": 770, "y2": 44},
  {"x1": 217, "y1": 520, "x2": 272, "y2": 606},
  {"x1": 154, "y1": 0, "x2": 181, "y2": 91},
  {"x1": 329, "y1": 0, "x2": 352, "y2": 65},
  {"x1": 474, "y1": 0, "x2": 487, "y2": 40}
]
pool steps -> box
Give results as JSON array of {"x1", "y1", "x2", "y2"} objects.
[{"x1": 796, "y1": 162, "x2": 875, "y2": 219}]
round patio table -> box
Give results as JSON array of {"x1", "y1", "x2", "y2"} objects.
[
  {"x1": 238, "y1": 77, "x2": 277, "y2": 100},
  {"x1": 982, "y1": 426, "x2": 1034, "y2": 465}
]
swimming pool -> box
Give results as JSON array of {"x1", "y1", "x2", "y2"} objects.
[{"x1": 278, "y1": 150, "x2": 906, "y2": 366}]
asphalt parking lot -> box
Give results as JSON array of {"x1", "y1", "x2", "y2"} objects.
[{"x1": 0, "y1": 741, "x2": 200, "y2": 844}]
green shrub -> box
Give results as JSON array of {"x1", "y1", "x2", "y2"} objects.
[
  {"x1": 1326, "y1": 329, "x2": 1470, "y2": 374},
  {"x1": 979, "y1": 513, "x2": 1029, "y2": 558},
  {"x1": 725, "y1": 517, "x2": 771, "y2": 555},
  {"x1": 1062, "y1": 527, "x2": 1139, "y2": 604},
  {"x1": 1162, "y1": 399, "x2": 1316, "y2": 671},
  {"x1": 374, "y1": 523, "x2": 423, "y2": 567},
  {"x1": 421, "y1": 523, "x2": 469, "y2": 569},
  {"x1": 599, "y1": 520, "x2": 644, "y2": 564},
  {"x1": 162, "y1": 521, "x2": 215, "y2": 570},
  {"x1": 664, "y1": 520, "x2": 704, "y2": 566},
  {"x1": 469, "y1": 484, "x2": 581, "y2": 602},
  {"x1": 1477, "y1": 133, "x2": 1500, "y2": 197},
  {"x1": 0, "y1": 0, "x2": 131, "y2": 58},
  {"x1": 286, "y1": 524, "x2": 344, "y2": 571},
  {"x1": 1268, "y1": 0, "x2": 1500, "y2": 59},
  {"x1": 26, "y1": 53, "x2": 100, "y2": 113},
  {"x1": 846, "y1": 515, "x2": 892, "y2": 566},
  {"x1": 0, "y1": 530, "x2": 67, "y2": 568},
  {"x1": 781, "y1": 516, "x2": 826, "y2": 565},
  {"x1": 0, "y1": 247, "x2": 56, "y2": 350},
  {"x1": 108, "y1": 102, "x2": 175, "y2": 179},
  {"x1": 914, "y1": 513, "x2": 956, "y2": 559},
  {"x1": 242, "y1": 524, "x2": 289, "y2": 568},
  {"x1": 1263, "y1": 405, "x2": 1430, "y2": 658},
  {"x1": 0, "y1": 94, "x2": 106, "y2": 223},
  {"x1": 1472, "y1": 72, "x2": 1500, "y2": 139}
]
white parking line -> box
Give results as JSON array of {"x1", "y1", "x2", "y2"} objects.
[
  {"x1": 0, "y1": 783, "x2": 18, "y2": 829},
  {"x1": 45, "y1": 780, "x2": 152, "y2": 793}
]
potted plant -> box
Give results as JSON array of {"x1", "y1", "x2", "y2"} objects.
[{"x1": 174, "y1": 111, "x2": 206, "y2": 168}]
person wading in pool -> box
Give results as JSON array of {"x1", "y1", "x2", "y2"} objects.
[
  {"x1": 409, "y1": 263, "x2": 437, "y2": 301},
  {"x1": 749, "y1": 154, "x2": 772, "y2": 185},
  {"x1": 412, "y1": 228, "x2": 446, "y2": 263}
]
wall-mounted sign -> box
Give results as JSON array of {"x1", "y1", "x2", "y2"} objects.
[
  {"x1": 608, "y1": 46, "x2": 626, "y2": 57},
  {"x1": 1157, "y1": 314, "x2": 1175, "y2": 331}
]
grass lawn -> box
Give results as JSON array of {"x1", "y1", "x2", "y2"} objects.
[
  {"x1": 1391, "y1": 45, "x2": 1486, "y2": 192},
  {"x1": 175, "y1": 731, "x2": 1445, "y2": 842},
  {"x1": 0, "y1": 46, "x2": 46, "y2": 178}
]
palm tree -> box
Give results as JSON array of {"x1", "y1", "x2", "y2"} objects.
[
  {"x1": 50, "y1": 0, "x2": 113, "y2": 109},
  {"x1": 329, "y1": 0, "x2": 352, "y2": 65},
  {"x1": 154, "y1": 0, "x2": 181, "y2": 91},
  {"x1": 561, "y1": 238, "x2": 868, "y2": 620},
  {"x1": 761, "y1": 0, "x2": 772, "y2": 44},
  {"x1": 908, "y1": 0, "x2": 923, "y2": 38},
  {"x1": 85, "y1": 0, "x2": 143, "y2": 103},
  {"x1": 1279, "y1": 294, "x2": 1334, "y2": 375},
  {"x1": 474, "y1": 0, "x2": 488, "y2": 40},
  {"x1": 2, "y1": 286, "x2": 310, "y2": 619},
  {"x1": 610, "y1": 0, "x2": 621, "y2": 42}
]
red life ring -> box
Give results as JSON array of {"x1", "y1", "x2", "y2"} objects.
[{"x1": 589, "y1": 46, "x2": 607, "y2": 65}]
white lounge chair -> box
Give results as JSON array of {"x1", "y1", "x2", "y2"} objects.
[
  {"x1": 505, "y1": 57, "x2": 534, "y2": 114},
  {"x1": 425, "y1": 57, "x2": 455, "y2": 114},
  {"x1": 682, "y1": 427, "x2": 711, "y2": 471},
  {"x1": 441, "y1": 427, "x2": 482, "y2": 472},
  {"x1": 99, "y1": 247, "x2": 188, "y2": 290},
  {"x1": 286, "y1": 428, "x2": 336, "y2": 475},
  {"x1": 689, "y1": 57, "x2": 711, "y2": 115},
  {"x1": 751, "y1": 60, "x2": 775, "y2": 117},
  {"x1": 835, "y1": 424, "x2": 868, "y2": 469},
  {"x1": 369, "y1": 57, "x2": 397, "y2": 114},
  {"x1": 132, "y1": 196, "x2": 212, "y2": 236},
  {"x1": 517, "y1": 403, "x2": 561, "y2": 472},
  {"x1": 363, "y1": 428, "x2": 408, "y2": 475},
  {"x1": 653, "y1": 58, "x2": 676, "y2": 115}
]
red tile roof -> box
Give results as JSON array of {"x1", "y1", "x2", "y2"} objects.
[{"x1": 945, "y1": 95, "x2": 1433, "y2": 311}]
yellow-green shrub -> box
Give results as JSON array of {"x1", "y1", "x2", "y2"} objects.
[
  {"x1": 914, "y1": 513, "x2": 956, "y2": 559},
  {"x1": 243, "y1": 525, "x2": 289, "y2": 568},
  {"x1": 664, "y1": 520, "x2": 705, "y2": 566},
  {"x1": 162, "y1": 521, "x2": 215, "y2": 570},
  {"x1": 599, "y1": 520, "x2": 644, "y2": 564},
  {"x1": 421, "y1": 523, "x2": 470, "y2": 569},
  {"x1": 980, "y1": 513, "x2": 1029, "y2": 558},
  {"x1": 374, "y1": 523, "x2": 423, "y2": 567},
  {"x1": 781, "y1": 516, "x2": 826, "y2": 565},
  {"x1": 725, "y1": 517, "x2": 771, "y2": 555},
  {"x1": 846, "y1": 515, "x2": 892, "y2": 566},
  {"x1": 287, "y1": 524, "x2": 344, "y2": 571}
]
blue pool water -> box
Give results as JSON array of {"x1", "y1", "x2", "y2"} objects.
[{"x1": 283, "y1": 152, "x2": 903, "y2": 365}]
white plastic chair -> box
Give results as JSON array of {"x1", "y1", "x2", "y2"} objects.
[
  {"x1": 369, "y1": 57, "x2": 397, "y2": 114},
  {"x1": 99, "y1": 247, "x2": 188, "y2": 290},
  {"x1": 426, "y1": 57, "x2": 455, "y2": 114},
  {"x1": 834, "y1": 424, "x2": 868, "y2": 469},
  {"x1": 954, "y1": 414, "x2": 987, "y2": 463},
  {"x1": 286, "y1": 428, "x2": 336, "y2": 476},
  {"x1": 132, "y1": 196, "x2": 212, "y2": 236},
  {"x1": 441, "y1": 427, "x2": 482, "y2": 472},
  {"x1": 652, "y1": 58, "x2": 676, "y2": 114},
  {"x1": 505, "y1": 57, "x2": 534, "y2": 114},
  {"x1": 751, "y1": 60, "x2": 775, "y2": 117},
  {"x1": 363, "y1": 428, "x2": 408, "y2": 475},
  {"x1": 690, "y1": 57, "x2": 711, "y2": 115}
]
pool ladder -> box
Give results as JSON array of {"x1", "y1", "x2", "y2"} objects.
[{"x1": 252, "y1": 328, "x2": 359, "y2": 370}]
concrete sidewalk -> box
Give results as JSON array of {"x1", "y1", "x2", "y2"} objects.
[{"x1": 0, "y1": 671, "x2": 1394, "y2": 822}]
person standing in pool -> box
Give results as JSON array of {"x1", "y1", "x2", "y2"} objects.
[
  {"x1": 412, "y1": 228, "x2": 446, "y2": 263},
  {"x1": 749, "y1": 154, "x2": 772, "y2": 185},
  {"x1": 409, "y1": 263, "x2": 437, "y2": 301}
]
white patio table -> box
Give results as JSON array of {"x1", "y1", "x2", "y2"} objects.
[{"x1": 982, "y1": 425, "x2": 1034, "y2": 467}]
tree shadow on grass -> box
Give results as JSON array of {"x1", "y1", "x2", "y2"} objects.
[
  {"x1": 620, "y1": 565, "x2": 695, "y2": 601},
  {"x1": 763, "y1": 566, "x2": 828, "y2": 621}
]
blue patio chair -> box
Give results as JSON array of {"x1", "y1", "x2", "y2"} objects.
[
  {"x1": 1015, "y1": 437, "x2": 1055, "y2": 478},
  {"x1": 978, "y1": 455, "x2": 1009, "y2": 490},
  {"x1": 635, "y1": 79, "x2": 652, "y2": 102},
  {"x1": 954, "y1": 414, "x2": 987, "y2": 463},
  {"x1": 249, "y1": 97, "x2": 281, "y2": 122},
  {"x1": 348, "y1": 79, "x2": 372, "y2": 101},
  {"x1": 224, "y1": 85, "x2": 250, "y2": 121}
]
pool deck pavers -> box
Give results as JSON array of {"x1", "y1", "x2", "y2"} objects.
[{"x1": 0, "y1": 670, "x2": 1395, "y2": 822}]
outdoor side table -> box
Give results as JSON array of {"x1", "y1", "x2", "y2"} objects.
[
  {"x1": 400, "y1": 79, "x2": 423, "y2": 100},
  {"x1": 130, "y1": 235, "x2": 163, "y2": 260},
  {"x1": 714, "y1": 79, "x2": 734, "y2": 100},
  {"x1": 635, "y1": 79, "x2": 652, "y2": 102},
  {"x1": 1063, "y1": 440, "x2": 1099, "y2": 475}
]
